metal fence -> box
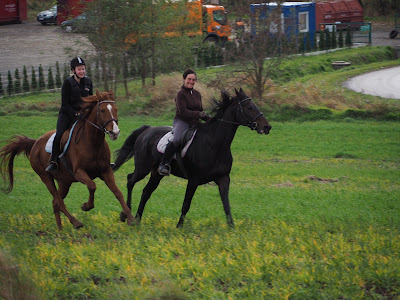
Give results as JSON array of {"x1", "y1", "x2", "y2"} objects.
[{"x1": 319, "y1": 22, "x2": 372, "y2": 45}]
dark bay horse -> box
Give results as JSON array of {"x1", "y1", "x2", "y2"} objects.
[
  {"x1": 0, "y1": 90, "x2": 133, "y2": 230},
  {"x1": 113, "y1": 88, "x2": 271, "y2": 228}
]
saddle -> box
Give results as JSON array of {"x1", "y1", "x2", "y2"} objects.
[
  {"x1": 45, "y1": 121, "x2": 78, "y2": 155},
  {"x1": 157, "y1": 127, "x2": 197, "y2": 158}
]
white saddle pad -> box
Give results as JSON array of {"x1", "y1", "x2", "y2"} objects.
[{"x1": 157, "y1": 130, "x2": 197, "y2": 158}]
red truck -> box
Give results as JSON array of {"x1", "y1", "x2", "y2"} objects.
[{"x1": 0, "y1": 0, "x2": 27, "y2": 24}]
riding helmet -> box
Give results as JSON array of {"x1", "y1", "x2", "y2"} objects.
[{"x1": 70, "y1": 57, "x2": 86, "y2": 70}]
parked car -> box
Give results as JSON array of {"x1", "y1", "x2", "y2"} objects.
[
  {"x1": 61, "y1": 13, "x2": 88, "y2": 32},
  {"x1": 36, "y1": 5, "x2": 57, "y2": 25}
]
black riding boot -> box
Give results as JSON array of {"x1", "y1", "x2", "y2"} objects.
[
  {"x1": 45, "y1": 154, "x2": 58, "y2": 173},
  {"x1": 46, "y1": 141, "x2": 60, "y2": 173},
  {"x1": 157, "y1": 142, "x2": 178, "y2": 176}
]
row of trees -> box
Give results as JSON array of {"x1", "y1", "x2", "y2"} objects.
[
  {"x1": 298, "y1": 28, "x2": 353, "y2": 53},
  {"x1": 0, "y1": 63, "x2": 67, "y2": 97},
  {"x1": 0, "y1": 43, "x2": 225, "y2": 97}
]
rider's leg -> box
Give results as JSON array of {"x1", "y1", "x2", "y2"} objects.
[
  {"x1": 157, "y1": 142, "x2": 178, "y2": 176},
  {"x1": 46, "y1": 113, "x2": 70, "y2": 173},
  {"x1": 157, "y1": 119, "x2": 189, "y2": 176}
]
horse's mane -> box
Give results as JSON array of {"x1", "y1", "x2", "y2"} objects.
[
  {"x1": 209, "y1": 90, "x2": 233, "y2": 121},
  {"x1": 79, "y1": 91, "x2": 112, "y2": 118},
  {"x1": 79, "y1": 97, "x2": 98, "y2": 118}
]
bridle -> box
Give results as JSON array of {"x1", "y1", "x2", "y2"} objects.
[
  {"x1": 218, "y1": 97, "x2": 264, "y2": 130},
  {"x1": 84, "y1": 100, "x2": 118, "y2": 134}
]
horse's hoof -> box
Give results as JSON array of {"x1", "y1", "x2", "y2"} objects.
[
  {"x1": 120, "y1": 211, "x2": 127, "y2": 222},
  {"x1": 73, "y1": 221, "x2": 84, "y2": 229},
  {"x1": 127, "y1": 216, "x2": 134, "y2": 226},
  {"x1": 133, "y1": 217, "x2": 141, "y2": 226},
  {"x1": 81, "y1": 203, "x2": 93, "y2": 211}
]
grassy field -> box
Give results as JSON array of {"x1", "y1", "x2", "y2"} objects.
[{"x1": 0, "y1": 115, "x2": 399, "y2": 299}]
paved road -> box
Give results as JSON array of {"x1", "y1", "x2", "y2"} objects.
[{"x1": 344, "y1": 66, "x2": 400, "y2": 99}]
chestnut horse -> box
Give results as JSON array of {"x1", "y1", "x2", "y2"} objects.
[{"x1": 0, "y1": 90, "x2": 133, "y2": 230}]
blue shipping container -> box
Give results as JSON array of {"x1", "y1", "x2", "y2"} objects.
[{"x1": 250, "y1": 2, "x2": 316, "y2": 48}]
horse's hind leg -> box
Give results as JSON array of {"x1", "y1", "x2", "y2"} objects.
[
  {"x1": 39, "y1": 175, "x2": 83, "y2": 229},
  {"x1": 177, "y1": 180, "x2": 199, "y2": 228},
  {"x1": 133, "y1": 171, "x2": 163, "y2": 224}
]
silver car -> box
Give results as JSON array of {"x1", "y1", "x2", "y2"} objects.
[{"x1": 37, "y1": 5, "x2": 57, "y2": 25}]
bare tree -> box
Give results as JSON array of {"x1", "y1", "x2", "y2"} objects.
[{"x1": 218, "y1": 2, "x2": 298, "y2": 100}]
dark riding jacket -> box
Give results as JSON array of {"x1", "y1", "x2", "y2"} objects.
[
  {"x1": 50, "y1": 75, "x2": 93, "y2": 159},
  {"x1": 60, "y1": 76, "x2": 93, "y2": 119},
  {"x1": 175, "y1": 85, "x2": 203, "y2": 126}
]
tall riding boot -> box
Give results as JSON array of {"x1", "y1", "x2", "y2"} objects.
[
  {"x1": 46, "y1": 140, "x2": 60, "y2": 173},
  {"x1": 46, "y1": 153, "x2": 58, "y2": 173},
  {"x1": 157, "y1": 142, "x2": 178, "y2": 176}
]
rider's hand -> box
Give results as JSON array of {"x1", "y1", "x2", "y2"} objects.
[{"x1": 199, "y1": 111, "x2": 209, "y2": 119}]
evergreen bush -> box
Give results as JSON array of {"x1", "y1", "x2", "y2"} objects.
[
  {"x1": 325, "y1": 29, "x2": 331, "y2": 50},
  {"x1": 22, "y1": 66, "x2": 30, "y2": 92},
  {"x1": 331, "y1": 30, "x2": 337, "y2": 49},
  {"x1": 63, "y1": 63, "x2": 70, "y2": 81},
  {"x1": 55, "y1": 62, "x2": 62, "y2": 88},
  {"x1": 0, "y1": 73, "x2": 4, "y2": 96},
  {"x1": 7, "y1": 71, "x2": 13, "y2": 96},
  {"x1": 38, "y1": 65, "x2": 45, "y2": 91},
  {"x1": 47, "y1": 67, "x2": 55, "y2": 90},
  {"x1": 14, "y1": 68, "x2": 21, "y2": 94},
  {"x1": 338, "y1": 30, "x2": 344, "y2": 48},
  {"x1": 345, "y1": 27, "x2": 352, "y2": 47},
  {"x1": 31, "y1": 67, "x2": 38, "y2": 91}
]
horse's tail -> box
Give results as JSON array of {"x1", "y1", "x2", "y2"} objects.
[
  {"x1": 0, "y1": 135, "x2": 36, "y2": 193},
  {"x1": 112, "y1": 125, "x2": 151, "y2": 172}
]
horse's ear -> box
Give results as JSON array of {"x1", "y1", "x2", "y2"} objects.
[
  {"x1": 96, "y1": 89, "x2": 101, "y2": 100},
  {"x1": 109, "y1": 89, "x2": 114, "y2": 100},
  {"x1": 240, "y1": 88, "x2": 244, "y2": 93},
  {"x1": 235, "y1": 88, "x2": 239, "y2": 96}
]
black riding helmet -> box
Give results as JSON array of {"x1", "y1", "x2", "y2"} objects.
[{"x1": 70, "y1": 57, "x2": 86, "y2": 71}]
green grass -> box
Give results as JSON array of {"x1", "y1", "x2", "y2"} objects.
[{"x1": 0, "y1": 116, "x2": 399, "y2": 299}]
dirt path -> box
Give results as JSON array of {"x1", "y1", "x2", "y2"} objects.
[
  {"x1": 0, "y1": 21, "x2": 93, "y2": 85},
  {"x1": 344, "y1": 66, "x2": 400, "y2": 99}
]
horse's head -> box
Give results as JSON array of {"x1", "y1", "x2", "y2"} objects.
[
  {"x1": 91, "y1": 90, "x2": 120, "y2": 140},
  {"x1": 232, "y1": 88, "x2": 271, "y2": 134}
]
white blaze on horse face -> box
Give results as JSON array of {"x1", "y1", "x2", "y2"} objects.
[{"x1": 107, "y1": 104, "x2": 120, "y2": 137}]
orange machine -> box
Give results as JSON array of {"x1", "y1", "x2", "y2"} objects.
[{"x1": 127, "y1": 0, "x2": 232, "y2": 44}]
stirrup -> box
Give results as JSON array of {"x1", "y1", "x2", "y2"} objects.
[
  {"x1": 45, "y1": 161, "x2": 58, "y2": 173},
  {"x1": 157, "y1": 163, "x2": 171, "y2": 176}
]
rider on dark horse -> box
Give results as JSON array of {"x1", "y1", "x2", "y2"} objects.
[
  {"x1": 46, "y1": 57, "x2": 93, "y2": 173},
  {"x1": 157, "y1": 68, "x2": 210, "y2": 176}
]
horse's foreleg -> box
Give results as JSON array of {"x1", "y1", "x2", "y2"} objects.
[
  {"x1": 177, "y1": 180, "x2": 198, "y2": 228},
  {"x1": 215, "y1": 176, "x2": 234, "y2": 228},
  {"x1": 74, "y1": 169, "x2": 96, "y2": 212},
  {"x1": 39, "y1": 174, "x2": 83, "y2": 230},
  {"x1": 102, "y1": 170, "x2": 134, "y2": 226}
]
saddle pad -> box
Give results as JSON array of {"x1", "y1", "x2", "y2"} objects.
[
  {"x1": 45, "y1": 121, "x2": 78, "y2": 154},
  {"x1": 156, "y1": 129, "x2": 197, "y2": 158}
]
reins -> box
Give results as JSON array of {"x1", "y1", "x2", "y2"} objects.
[{"x1": 217, "y1": 97, "x2": 263, "y2": 130}]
